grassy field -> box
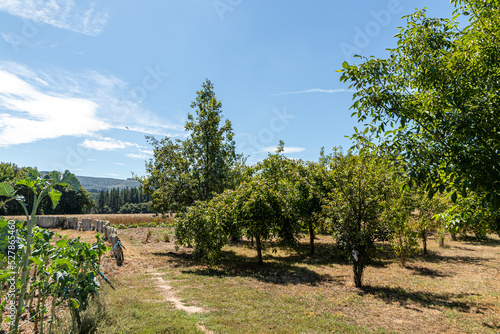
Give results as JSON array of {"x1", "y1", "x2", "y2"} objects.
[
  {"x1": 48, "y1": 225, "x2": 500, "y2": 334},
  {"x1": 4, "y1": 213, "x2": 174, "y2": 227}
]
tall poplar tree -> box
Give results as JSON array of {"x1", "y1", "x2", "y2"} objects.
[{"x1": 138, "y1": 79, "x2": 240, "y2": 212}]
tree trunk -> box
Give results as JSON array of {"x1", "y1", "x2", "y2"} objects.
[
  {"x1": 74, "y1": 308, "x2": 82, "y2": 331},
  {"x1": 421, "y1": 229, "x2": 427, "y2": 255},
  {"x1": 308, "y1": 221, "x2": 315, "y2": 257},
  {"x1": 255, "y1": 234, "x2": 263, "y2": 265},
  {"x1": 450, "y1": 233, "x2": 457, "y2": 241},
  {"x1": 353, "y1": 251, "x2": 364, "y2": 288}
]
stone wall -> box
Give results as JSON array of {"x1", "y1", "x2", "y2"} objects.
[
  {"x1": 34, "y1": 216, "x2": 122, "y2": 264},
  {"x1": 34, "y1": 216, "x2": 111, "y2": 234}
]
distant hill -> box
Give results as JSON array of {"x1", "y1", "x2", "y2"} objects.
[{"x1": 77, "y1": 175, "x2": 141, "y2": 191}]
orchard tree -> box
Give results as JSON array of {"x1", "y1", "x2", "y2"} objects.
[
  {"x1": 298, "y1": 160, "x2": 331, "y2": 256},
  {"x1": 137, "y1": 79, "x2": 241, "y2": 213},
  {"x1": 255, "y1": 143, "x2": 301, "y2": 252},
  {"x1": 174, "y1": 190, "x2": 236, "y2": 263},
  {"x1": 413, "y1": 191, "x2": 450, "y2": 254},
  {"x1": 325, "y1": 146, "x2": 392, "y2": 288},
  {"x1": 174, "y1": 173, "x2": 298, "y2": 265},
  {"x1": 256, "y1": 142, "x2": 330, "y2": 256},
  {"x1": 0, "y1": 162, "x2": 25, "y2": 183},
  {"x1": 232, "y1": 178, "x2": 286, "y2": 265},
  {"x1": 339, "y1": 0, "x2": 500, "y2": 208},
  {"x1": 383, "y1": 183, "x2": 420, "y2": 267},
  {"x1": 442, "y1": 192, "x2": 500, "y2": 239}
]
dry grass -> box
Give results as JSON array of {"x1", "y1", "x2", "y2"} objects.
[
  {"x1": 67, "y1": 229, "x2": 500, "y2": 334},
  {"x1": 3, "y1": 213, "x2": 174, "y2": 227},
  {"x1": 10, "y1": 223, "x2": 498, "y2": 333}
]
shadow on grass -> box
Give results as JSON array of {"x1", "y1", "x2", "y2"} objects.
[
  {"x1": 420, "y1": 251, "x2": 487, "y2": 265},
  {"x1": 407, "y1": 265, "x2": 451, "y2": 278},
  {"x1": 186, "y1": 252, "x2": 342, "y2": 285},
  {"x1": 459, "y1": 235, "x2": 500, "y2": 247},
  {"x1": 359, "y1": 285, "x2": 483, "y2": 312},
  {"x1": 155, "y1": 248, "x2": 342, "y2": 286},
  {"x1": 483, "y1": 321, "x2": 500, "y2": 331},
  {"x1": 152, "y1": 251, "x2": 201, "y2": 269}
]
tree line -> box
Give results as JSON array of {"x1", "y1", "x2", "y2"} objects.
[
  {"x1": 93, "y1": 187, "x2": 152, "y2": 214},
  {"x1": 0, "y1": 162, "x2": 152, "y2": 215},
  {"x1": 0, "y1": 163, "x2": 94, "y2": 215}
]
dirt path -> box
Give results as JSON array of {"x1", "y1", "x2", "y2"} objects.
[
  {"x1": 56, "y1": 227, "x2": 212, "y2": 333},
  {"x1": 147, "y1": 272, "x2": 208, "y2": 314},
  {"x1": 108, "y1": 228, "x2": 214, "y2": 333}
]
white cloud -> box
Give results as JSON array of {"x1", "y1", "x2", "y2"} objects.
[
  {"x1": 262, "y1": 146, "x2": 306, "y2": 154},
  {"x1": 0, "y1": 61, "x2": 184, "y2": 147},
  {"x1": 113, "y1": 162, "x2": 124, "y2": 166},
  {"x1": 271, "y1": 88, "x2": 352, "y2": 96},
  {"x1": 0, "y1": 69, "x2": 110, "y2": 147},
  {"x1": 126, "y1": 153, "x2": 149, "y2": 160},
  {"x1": 80, "y1": 137, "x2": 139, "y2": 151},
  {"x1": 0, "y1": 0, "x2": 109, "y2": 36}
]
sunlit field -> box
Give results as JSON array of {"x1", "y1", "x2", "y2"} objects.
[{"x1": 4, "y1": 213, "x2": 174, "y2": 227}]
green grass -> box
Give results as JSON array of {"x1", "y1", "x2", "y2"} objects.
[
  {"x1": 53, "y1": 273, "x2": 206, "y2": 334},
  {"x1": 51, "y1": 231, "x2": 500, "y2": 334}
]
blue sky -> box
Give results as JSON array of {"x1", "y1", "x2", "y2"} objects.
[{"x1": 0, "y1": 0, "x2": 456, "y2": 179}]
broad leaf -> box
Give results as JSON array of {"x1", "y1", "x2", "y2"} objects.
[
  {"x1": 55, "y1": 239, "x2": 68, "y2": 248},
  {"x1": 29, "y1": 257, "x2": 43, "y2": 267},
  {"x1": 59, "y1": 171, "x2": 80, "y2": 192},
  {"x1": 49, "y1": 188, "x2": 62, "y2": 209},
  {"x1": 55, "y1": 258, "x2": 73, "y2": 270},
  {"x1": 16, "y1": 179, "x2": 36, "y2": 189},
  {"x1": 54, "y1": 270, "x2": 70, "y2": 285},
  {"x1": 70, "y1": 298, "x2": 80, "y2": 309},
  {"x1": 25, "y1": 167, "x2": 40, "y2": 179},
  {"x1": 0, "y1": 183, "x2": 16, "y2": 197}
]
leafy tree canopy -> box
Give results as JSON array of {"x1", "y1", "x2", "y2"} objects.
[
  {"x1": 325, "y1": 145, "x2": 393, "y2": 287},
  {"x1": 138, "y1": 79, "x2": 241, "y2": 213},
  {"x1": 339, "y1": 0, "x2": 500, "y2": 207}
]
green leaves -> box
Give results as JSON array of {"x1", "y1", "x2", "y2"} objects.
[
  {"x1": 49, "y1": 188, "x2": 63, "y2": 209},
  {"x1": 51, "y1": 170, "x2": 80, "y2": 192},
  {"x1": 70, "y1": 298, "x2": 80, "y2": 310},
  {"x1": 338, "y1": 1, "x2": 500, "y2": 208},
  {"x1": 29, "y1": 256, "x2": 43, "y2": 267},
  {"x1": 0, "y1": 182, "x2": 16, "y2": 198},
  {"x1": 140, "y1": 79, "x2": 241, "y2": 213}
]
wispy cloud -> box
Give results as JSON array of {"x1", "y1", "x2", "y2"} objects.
[
  {"x1": 271, "y1": 88, "x2": 352, "y2": 96},
  {"x1": 0, "y1": 61, "x2": 184, "y2": 147},
  {"x1": 126, "y1": 153, "x2": 149, "y2": 160},
  {"x1": 262, "y1": 146, "x2": 306, "y2": 154},
  {"x1": 124, "y1": 148, "x2": 154, "y2": 160},
  {"x1": 80, "y1": 137, "x2": 139, "y2": 151},
  {"x1": 0, "y1": 68, "x2": 109, "y2": 147},
  {"x1": 0, "y1": 0, "x2": 109, "y2": 36}
]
